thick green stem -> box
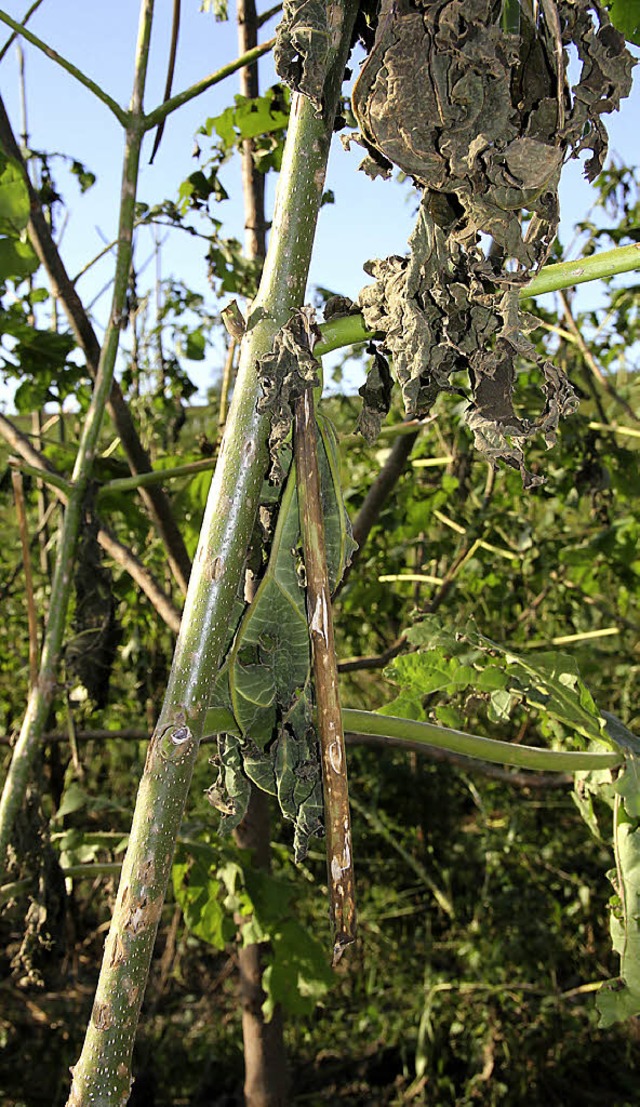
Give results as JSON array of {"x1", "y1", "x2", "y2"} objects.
[
  {"x1": 98, "y1": 457, "x2": 217, "y2": 495},
  {"x1": 315, "y1": 243, "x2": 640, "y2": 355},
  {"x1": 7, "y1": 456, "x2": 73, "y2": 497},
  {"x1": 66, "y1": 5, "x2": 359, "y2": 1103},
  {"x1": 0, "y1": 2, "x2": 153, "y2": 870}
]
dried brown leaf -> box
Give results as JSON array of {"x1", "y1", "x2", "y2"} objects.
[
  {"x1": 274, "y1": 0, "x2": 333, "y2": 112},
  {"x1": 256, "y1": 306, "x2": 321, "y2": 481}
]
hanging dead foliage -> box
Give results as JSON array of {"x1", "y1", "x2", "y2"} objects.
[
  {"x1": 65, "y1": 500, "x2": 120, "y2": 708},
  {"x1": 349, "y1": 0, "x2": 634, "y2": 481},
  {"x1": 256, "y1": 306, "x2": 322, "y2": 481}
]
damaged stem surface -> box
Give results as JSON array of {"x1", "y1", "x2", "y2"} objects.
[
  {"x1": 294, "y1": 388, "x2": 356, "y2": 963},
  {"x1": 66, "y1": 1, "x2": 360, "y2": 1101}
]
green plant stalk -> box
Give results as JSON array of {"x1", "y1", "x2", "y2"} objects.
[
  {"x1": 204, "y1": 704, "x2": 622, "y2": 772},
  {"x1": 98, "y1": 456, "x2": 217, "y2": 495},
  {"x1": 0, "y1": 2, "x2": 154, "y2": 872},
  {"x1": 142, "y1": 37, "x2": 276, "y2": 130},
  {"x1": 66, "y1": 5, "x2": 360, "y2": 1103},
  {"x1": 315, "y1": 242, "x2": 640, "y2": 354},
  {"x1": 7, "y1": 457, "x2": 73, "y2": 497},
  {"x1": 342, "y1": 709, "x2": 623, "y2": 773},
  {"x1": 0, "y1": 7, "x2": 127, "y2": 123}
]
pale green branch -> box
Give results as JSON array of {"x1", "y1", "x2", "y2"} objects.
[
  {"x1": 8, "y1": 456, "x2": 73, "y2": 497},
  {"x1": 99, "y1": 457, "x2": 217, "y2": 496},
  {"x1": 342, "y1": 709, "x2": 623, "y2": 773},
  {"x1": 142, "y1": 37, "x2": 276, "y2": 130},
  {"x1": 202, "y1": 704, "x2": 622, "y2": 773},
  {"x1": 316, "y1": 243, "x2": 640, "y2": 355},
  {"x1": 0, "y1": 8, "x2": 128, "y2": 124}
]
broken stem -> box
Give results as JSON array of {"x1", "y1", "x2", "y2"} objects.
[{"x1": 294, "y1": 388, "x2": 356, "y2": 964}]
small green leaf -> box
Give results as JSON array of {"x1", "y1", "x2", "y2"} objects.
[
  {"x1": 606, "y1": 0, "x2": 640, "y2": 45},
  {"x1": 183, "y1": 328, "x2": 206, "y2": 360},
  {"x1": 172, "y1": 844, "x2": 235, "y2": 950},
  {"x1": 0, "y1": 154, "x2": 31, "y2": 233},
  {"x1": 0, "y1": 237, "x2": 39, "y2": 280},
  {"x1": 262, "y1": 918, "x2": 333, "y2": 1021},
  {"x1": 55, "y1": 783, "x2": 89, "y2": 819}
]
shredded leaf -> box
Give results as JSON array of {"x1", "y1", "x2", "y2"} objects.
[
  {"x1": 356, "y1": 344, "x2": 394, "y2": 443},
  {"x1": 256, "y1": 307, "x2": 321, "y2": 482},
  {"x1": 274, "y1": 0, "x2": 333, "y2": 112},
  {"x1": 352, "y1": 0, "x2": 632, "y2": 477}
]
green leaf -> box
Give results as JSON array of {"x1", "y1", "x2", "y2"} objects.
[
  {"x1": 0, "y1": 236, "x2": 39, "y2": 280},
  {"x1": 172, "y1": 843, "x2": 235, "y2": 950},
  {"x1": 183, "y1": 328, "x2": 206, "y2": 360},
  {"x1": 597, "y1": 801, "x2": 640, "y2": 1025},
  {"x1": 606, "y1": 0, "x2": 640, "y2": 45},
  {"x1": 205, "y1": 87, "x2": 290, "y2": 156},
  {"x1": 200, "y1": 0, "x2": 228, "y2": 20},
  {"x1": 262, "y1": 918, "x2": 333, "y2": 1021},
  {"x1": 55, "y1": 783, "x2": 89, "y2": 819},
  {"x1": 0, "y1": 154, "x2": 31, "y2": 233},
  {"x1": 396, "y1": 617, "x2": 610, "y2": 747}
]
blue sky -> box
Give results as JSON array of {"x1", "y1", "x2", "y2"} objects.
[{"x1": 0, "y1": 0, "x2": 638, "y2": 405}]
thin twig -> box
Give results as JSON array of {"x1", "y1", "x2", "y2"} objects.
[
  {"x1": 0, "y1": 0, "x2": 45, "y2": 63},
  {"x1": 142, "y1": 37, "x2": 276, "y2": 130},
  {"x1": 256, "y1": 2, "x2": 281, "y2": 27},
  {"x1": 295, "y1": 387, "x2": 357, "y2": 964},
  {"x1": 11, "y1": 471, "x2": 39, "y2": 689},
  {"x1": 558, "y1": 289, "x2": 640, "y2": 424},
  {"x1": 148, "y1": 0, "x2": 181, "y2": 163},
  {"x1": 338, "y1": 635, "x2": 406, "y2": 673},
  {"x1": 0, "y1": 95, "x2": 193, "y2": 595}
]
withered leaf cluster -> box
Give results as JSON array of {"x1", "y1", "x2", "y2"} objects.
[
  {"x1": 349, "y1": 0, "x2": 634, "y2": 480},
  {"x1": 274, "y1": 0, "x2": 333, "y2": 113},
  {"x1": 256, "y1": 306, "x2": 321, "y2": 480}
]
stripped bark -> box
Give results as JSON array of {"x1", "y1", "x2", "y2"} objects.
[{"x1": 294, "y1": 389, "x2": 356, "y2": 963}]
